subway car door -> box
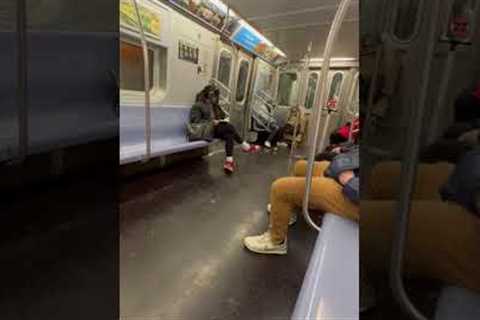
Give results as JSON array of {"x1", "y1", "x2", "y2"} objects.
[
  {"x1": 231, "y1": 50, "x2": 253, "y2": 137},
  {"x1": 316, "y1": 69, "x2": 348, "y2": 149},
  {"x1": 214, "y1": 43, "x2": 235, "y2": 115},
  {"x1": 339, "y1": 70, "x2": 359, "y2": 126},
  {"x1": 245, "y1": 58, "x2": 278, "y2": 136}
]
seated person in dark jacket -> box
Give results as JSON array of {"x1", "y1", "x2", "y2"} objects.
[
  {"x1": 421, "y1": 83, "x2": 480, "y2": 163},
  {"x1": 315, "y1": 140, "x2": 358, "y2": 162},
  {"x1": 189, "y1": 85, "x2": 259, "y2": 173},
  {"x1": 243, "y1": 147, "x2": 359, "y2": 255}
]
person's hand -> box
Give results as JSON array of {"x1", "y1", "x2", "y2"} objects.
[
  {"x1": 213, "y1": 119, "x2": 220, "y2": 126},
  {"x1": 338, "y1": 170, "x2": 355, "y2": 186},
  {"x1": 332, "y1": 146, "x2": 342, "y2": 154},
  {"x1": 458, "y1": 129, "x2": 480, "y2": 146}
]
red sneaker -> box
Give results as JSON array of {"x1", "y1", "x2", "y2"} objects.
[
  {"x1": 224, "y1": 160, "x2": 235, "y2": 174},
  {"x1": 242, "y1": 144, "x2": 261, "y2": 153}
]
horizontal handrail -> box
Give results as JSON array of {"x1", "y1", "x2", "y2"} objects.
[{"x1": 210, "y1": 77, "x2": 232, "y2": 95}]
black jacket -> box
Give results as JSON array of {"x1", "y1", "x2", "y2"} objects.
[
  {"x1": 189, "y1": 101, "x2": 215, "y2": 140},
  {"x1": 324, "y1": 145, "x2": 360, "y2": 203}
]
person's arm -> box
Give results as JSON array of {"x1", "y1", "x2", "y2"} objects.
[
  {"x1": 342, "y1": 176, "x2": 359, "y2": 203},
  {"x1": 191, "y1": 102, "x2": 214, "y2": 124},
  {"x1": 190, "y1": 104, "x2": 203, "y2": 123},
  {"x1": 338, "y1": 170, "x2": 355, "y2": 185}
]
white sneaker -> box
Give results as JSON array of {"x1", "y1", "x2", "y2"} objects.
[
  {"x1": 243, "y1": 231, "x2": 287, "y2": 255},
  {"x1": 264, "y1": 141, "x2": 272, "y2": 148},
  {"x1": 267, "y1": 203, "x2": 297, "y2": 226}
]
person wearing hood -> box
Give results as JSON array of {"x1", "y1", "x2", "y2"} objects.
[{"x1": 189, "y1": 85, "x2": 259, "y2": 173}]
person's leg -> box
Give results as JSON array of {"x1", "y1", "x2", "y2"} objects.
[
  {"x1": 223, "y1": 133, "x2": 234, "y2": 158},
  {"x1": 265, "y1": 124, "x2": 281, "y2": 147},
  {"x1": 269, "y1": 126, "x2": 284, "y2": 148},
  {"x1": 293, "y1": 160, "x2": 330, "y2": 177},
  {"x1": 221, "y1": 122, "x2": 243, "y2": 144},
  {"x1": 221, "y1": 122, "x2": 260, "y2": 153},
  {"x1": 214, "y1": 123, "x2": 237, "y2": 172},
  {"x1": 361, "y1": 200, "x2": 480, "y2": 293},
  {"x1": 244, "y1": 176, "x2": 358, "y2": 254},
  {"x1": 256, "y1": 131, "x2": 269, "y2": 146},
  {"x1": 214, "y1": 123, "x2": 234, "y2": 157},
  {"x1": 365, "y1": 161, "x2": 454, "y2": 200}
]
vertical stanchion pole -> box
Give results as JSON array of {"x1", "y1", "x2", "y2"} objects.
[
  {"x1": 389, "y1": 1, "x2": 440, "y2": 319},
  {"x1": 17, "y1": 0, "x2": 28, "y2": 164},
  {"x1": 287, "y1": 43, "x2": 312, "y2": 174},
  {"x1": 132, "y1": 0, "x2": 151, "y2": 161},
  {"x1": 302, "y1": 0, "x2": 352, "y2": 231}
]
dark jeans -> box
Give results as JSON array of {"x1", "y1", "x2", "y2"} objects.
[
  {"x1": 214, "y1": 122, "x2": 243, "y2": 157},
  {"x1": 267, "y1": 126, "x2": 284, "y2": 147},
  {"x1": 256, "y1": 126, "x2": 284, "y2": 148},
  {"x1": 330, "y1": 132, "x2": 348, "y2": 145}
]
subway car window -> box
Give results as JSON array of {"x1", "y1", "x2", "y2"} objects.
[
  {"x1": 218, "y1": 50, "x2": 232, "y2": 87},
  {"x1": 305, "y1": 72, "x2": 319, "y2": 109},
  {"x1": 278, "y1": 72, "x2": 299, "y2": 106},
  {"x1": 236, "y1": 60, "x2": 249, "y2": 102},
  {"x1": 255, "y1": 63, "x2": 275, "y2": 97},
  {"x1": 328, "y1": 72, "x2": 343, "y2": 106},
  {"x1": 393, "y1": 0, "x2": 422, "y2": 40},
  {"x1": 120, "y1": 40, "x2": 154, "y2": 92}
]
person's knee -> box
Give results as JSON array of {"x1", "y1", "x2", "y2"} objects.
[
  {"x1": 224, "y1": 123, "x2": 237, "y2": 134},
  {"x1": 222, "y1": 132, "x2": 234, "y2": 141},
  {"x1": 293, "y1": 161, "x2": 308, "y2": 176},
  {"x1": 271, "y1": 178, "x2": 291, "y2": 198}
]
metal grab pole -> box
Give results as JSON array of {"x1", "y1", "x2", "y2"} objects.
[
  {"x1": 390, "y1": 1, "x2": 440, "y2": 319},
  {"x1": 132, "y1": 0, "x2": 152, "y2": 161},
  {"x1": 302, "y1": 0, "x2": 352, "y2": 231},
  {"x1": 427, "y1": 44, "x2": 456, "y2": 145},
  {"x1": 16, "y1": 0, "x2": 28, "y2": 164},
  {"x1": 317, "y1": 107, "x2": 336, "y2": 153},
  {"x1": 288, "y1": 43, "x2": 312, "y2": 174},
  {"x1": 287, "y1": 111, "x2": 300, "y2": 174}
]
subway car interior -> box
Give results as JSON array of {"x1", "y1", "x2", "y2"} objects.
[
  {"x1": 1, "y1": 0, "x2": 479, "y2": 319},
  {"x1": 119, "y1": 0, "x2": 359, "y2": 319}
]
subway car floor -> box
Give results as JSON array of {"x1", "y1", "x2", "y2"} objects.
[{"x1": 120, "y1": 147, "x2": 317, "y2": 320}]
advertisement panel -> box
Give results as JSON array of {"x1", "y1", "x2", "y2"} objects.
[
  {"x1": 120, "y1": 0, "x2": 161, "y2": 38},
  {"x1": 232, "y1": 25, "x2": 285, "y2": 64}
]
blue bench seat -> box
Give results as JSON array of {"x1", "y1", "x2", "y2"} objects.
[
  {"x1": 291, "y1": 214, "x2": 359, "y2": 320},
  {"x1": 435, "y1": 286, "x2": 480, "y2": 320},
  {"x1": 120, "y1": 105, "x2": 209, "y2": 165},
  {"x1": 0, "y1": 32, "x2": 117, "y2": 162}
]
